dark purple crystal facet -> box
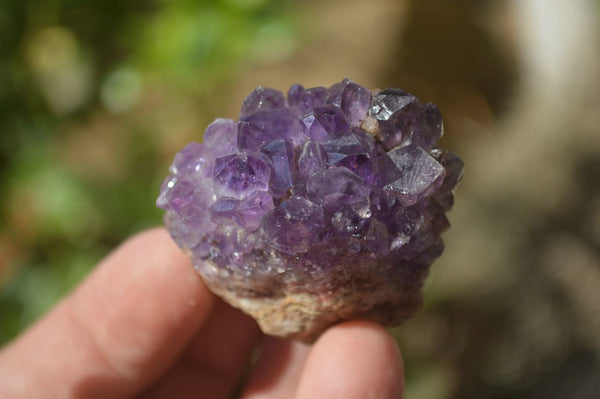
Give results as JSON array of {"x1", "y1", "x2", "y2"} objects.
[
  {"x1": 213, "y1": 152, "x2": 271, "y2": 199},
  {"x1": 158, "y1": 78, "x2": 463, "y2": 341},
  {"x1": 384, "y1": 145, "x2": 446, "y2": 206},
  {"x1": 297, "y1": 141, "x2": 327, "y2": 182},
  {"x1": 287, "y1": 84, "x2": 328, "y2": 114},
  {"x1": 306, "y1": 167, "x2": 370, "y2": 211},
  {"x1": 260, "y1": 197, "x2": 324, "y2": 255},
  {"x1": 300, "y1": 106, "x2": 349, "y2": 141},
  {"x1": 260, "y1": 139, "x2": 295, "y2": 198},
  {"x1": 340, "y1": 81, "x2": 371, "y2": 127},
  {"x1": 240, "y1": 86, "x2": 286, "y2": 118},
  {"x1": 238, "y1": 109, "x2": 302, "y2": 151}
]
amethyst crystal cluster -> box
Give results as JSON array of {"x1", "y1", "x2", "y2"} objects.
[{"x1": 157, "y1": 79, "x2": 463, "y2": 341}]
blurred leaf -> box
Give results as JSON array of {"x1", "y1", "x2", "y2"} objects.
[{"x1": 0, "y1": 0, "x2": 298, "y2": 353}]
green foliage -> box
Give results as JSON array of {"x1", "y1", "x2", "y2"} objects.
[{"x1": 0, "y1": 0, "x2": 298, "y2": 344}]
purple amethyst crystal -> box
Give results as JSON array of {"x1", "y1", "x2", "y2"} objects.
[{"x1": 158, "y1": 79, "x2": 463, "y2": 341}]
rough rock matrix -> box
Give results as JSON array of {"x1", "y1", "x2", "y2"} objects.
[{"x1": 157, "y1": 79, "x2": 463, "y2": 341}]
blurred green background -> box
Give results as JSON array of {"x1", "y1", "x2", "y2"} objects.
[{"x1": 1, "y1": 0, "x2": 599, "y2": 398}]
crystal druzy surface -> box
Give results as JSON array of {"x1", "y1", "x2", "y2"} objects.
[{"x1": 158, "y1": 79, "x2": 463, "y2": 341}]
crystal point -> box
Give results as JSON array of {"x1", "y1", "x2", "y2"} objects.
[
  {"x1": 260, "y1": 139, "x2": 295, "y2": 198},
  {"x1": 238, "y1": 109, "x2": 301, "y2": 151},
  {"x1": 301, "y1": 105, "x2": 349, "y2": 141},
  {"x1": 297, "y1": 141, "x2": 327, "y2": 181},
  {"x1": 213, "y1": 152, "x2": 271, "y2": 199},
  {"x1": 240, "y1": 87, "x2": 285, "y2": 118},
  {"x1": 287, "y1": 84, "x2": 327, "y2": 114},
  {"x1": 340, "y1": 81, "x2": 371, "y2": 127},
  {"x1": 203, "y1": 118, "x2": 238, "y2": 157},
  {"x1": 384, "y1": 145, "x2": 446, "y2": 206},
  {"x1": 261, "y1": 197, "x2": 324, "y2": 255}
]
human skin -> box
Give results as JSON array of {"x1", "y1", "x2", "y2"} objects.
[{"x1": 0, "y1": 228, "x2": 404, "y2": 398}]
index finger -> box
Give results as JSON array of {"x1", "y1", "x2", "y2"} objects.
[{"x1": 0, "y1": 228, "x2": 216, "y2": 398}]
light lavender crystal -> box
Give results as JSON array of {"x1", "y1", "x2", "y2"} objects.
[{"x1": 158, "y1": 78, "x2": 463, "y2": 341}]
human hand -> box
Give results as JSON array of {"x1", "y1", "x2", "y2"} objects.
[{"x1": 0, "y1": 228, "x2": 404, "y2": 398}]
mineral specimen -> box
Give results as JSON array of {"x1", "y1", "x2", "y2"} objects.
[{"x1": 157, "y1": 79, "x2": 463, "y2": 341}]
